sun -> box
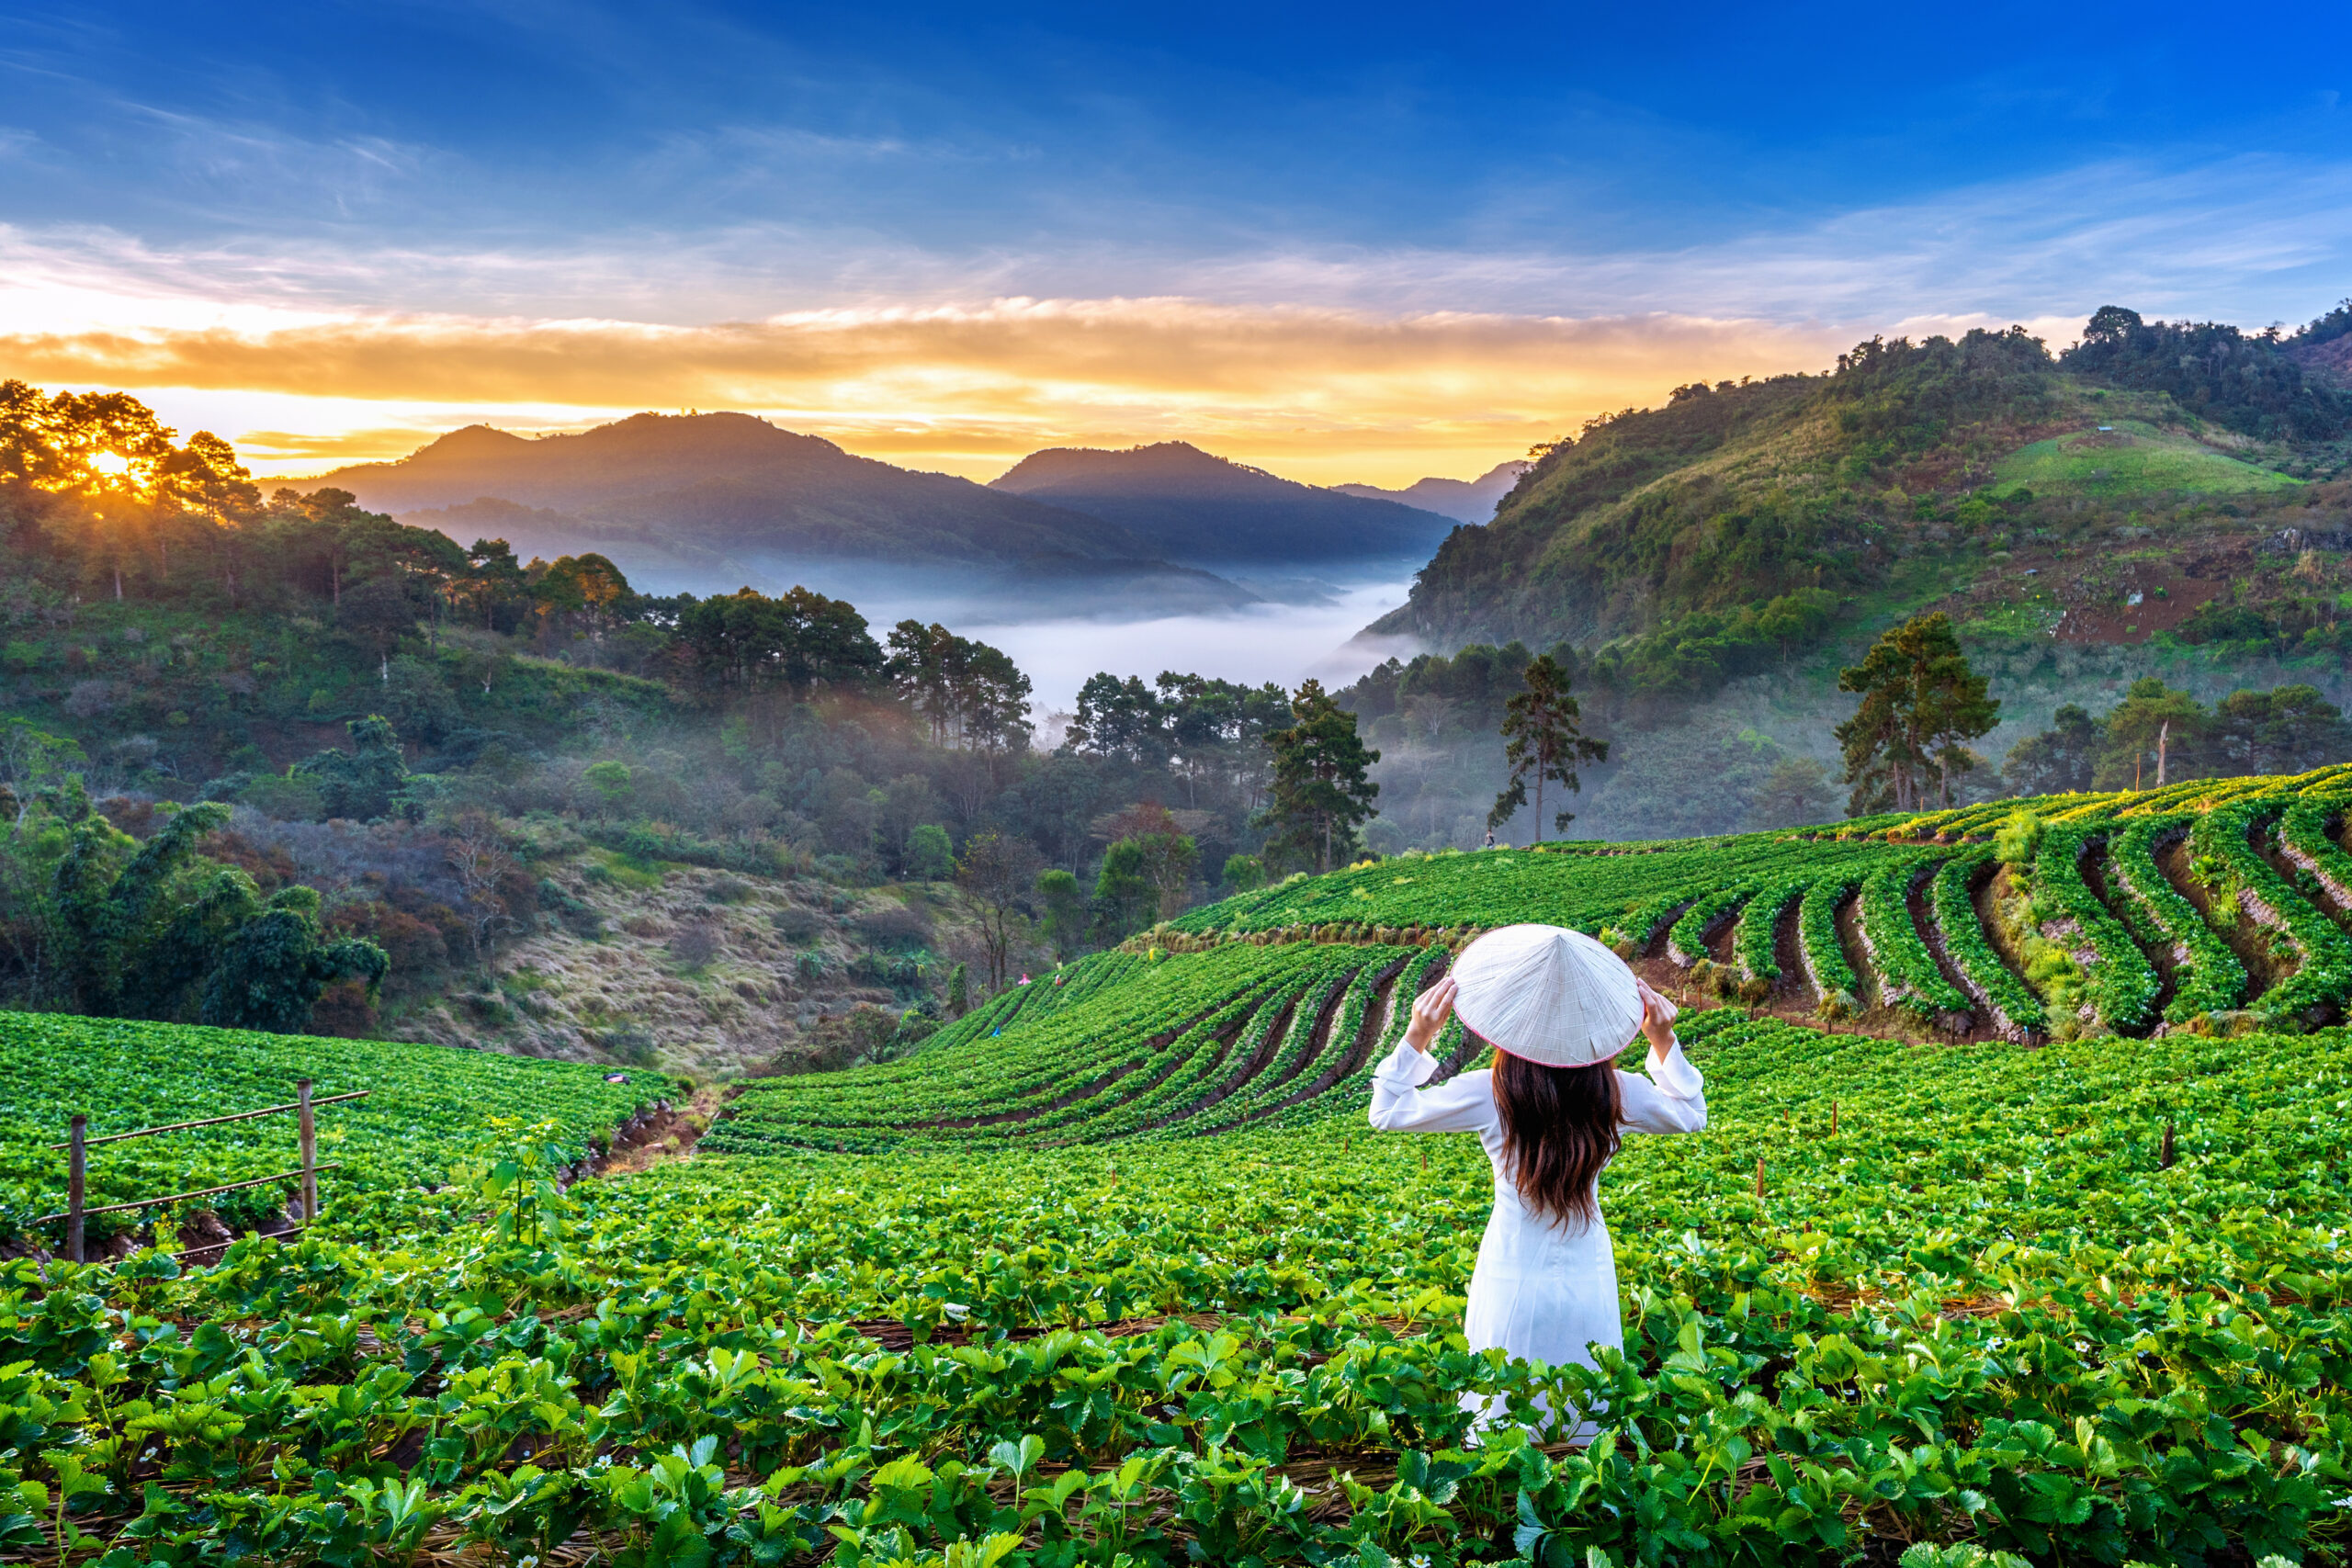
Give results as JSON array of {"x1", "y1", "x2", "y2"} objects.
[{"x1": 86, "y1": 450, "x2": 133, "y2": 478}]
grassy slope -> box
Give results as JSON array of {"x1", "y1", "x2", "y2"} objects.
[{"x1": 1990, "y1": 418, "x2": 2303, "y2": 500}]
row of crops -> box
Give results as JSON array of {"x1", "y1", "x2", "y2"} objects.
[
  {"x1": 0, "y1": 1011, "x2": 670, "y2": 1246},
  {"x1": 6, "y1": 1006, "x2": 2348, "y2": 1563}
]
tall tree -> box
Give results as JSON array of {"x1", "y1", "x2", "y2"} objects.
[
  {"x1": 1260, "y1": 680, "x2": 1381, "y2": 874},
  {"x1": 884, "y1": 621, "x2": 1034, "y2": 751},
  {"x1": 956, "y1": 829, "x2": 1043, "y2": 991},
  {"x1": 1065, "y1": 673, "x2": 1169, "y2": 765},
  {"x1": 2096, "y1": 679, "x2": 2206, "y2": 790},
  {"x1": 1034, "y1": 868, "x2": 1087, "y2": 959},
  {"x1": 1835, "y1": 613, "x2": 1999, "y2": 814},
  {"x1": 1487, "y1": 654, "x2": 1608, "y2": 842},
  {"x1": 2211, "y1": 685, "x2": 2352, "y2": 776},
  {"x1": 677, "y1": 585, "x2": 884, "y2": 696},
  {"x1": 2004, "y1": 705, "x2": 2101, "y2": 796}
]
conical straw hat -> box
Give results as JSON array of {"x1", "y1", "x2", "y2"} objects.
[{"x1": 1450, "y1": 923, "x2": 1644, "y2": 1067}]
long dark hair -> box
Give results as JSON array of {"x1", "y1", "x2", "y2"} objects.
[{"x1": 1491, "y1": 1047, "x2": 1623, "y2": 1227}]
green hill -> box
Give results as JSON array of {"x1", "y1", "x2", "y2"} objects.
[
  {"x1": 1371, "y1": 321, "x2": 2346, "y2": 660},
  {"x1": 1344, "y1": 310, "x2": 2352, "y2": 845}
]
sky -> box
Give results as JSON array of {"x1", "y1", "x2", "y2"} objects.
[{"x1": 3, "y1": 1, "x2": 2350, "y2": 486}]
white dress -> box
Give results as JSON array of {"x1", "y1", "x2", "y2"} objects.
[{"x1": 1366, "y1": 1036, "x2": 1707, "y2": 1430}]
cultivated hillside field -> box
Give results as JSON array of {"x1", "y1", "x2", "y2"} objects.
[{"x1": 8, "y1": 773, "x2": 2352, "y2": 1565}]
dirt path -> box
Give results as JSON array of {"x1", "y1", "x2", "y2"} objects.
[
  {"x1": 601, "y1": 1081, "x2": 736, "y2": 1176},
  {"x1": 2158, "y1": 836, "x2": 2284, "y2": 994}
]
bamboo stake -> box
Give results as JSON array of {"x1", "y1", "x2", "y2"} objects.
[
  {"x1": 1831, "y1": 1100, "x2": 1839, "y2": 1135},
  {"x1": 2161, "y1": 1121, "x2": 2176, "y2": 1169},
  {"x1": 38, "y1": 1164, "x2": 343, "y2": 1224},
  {"x1": 48, "y1": 1089, "x2": 368, "y2": 1149},
  {"x1": 1754, "y1": 1156, "x2": 1765, "y2": 1199},
  {"x1": 299, "y1": 1079, "x2": 319, "y2": 1225},
  {"x1": 67, "y1": 1115, "x2": 85, "y2": 1265}
]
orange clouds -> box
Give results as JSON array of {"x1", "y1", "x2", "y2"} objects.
[{"x1": 1, "y1": 298, "x2": 1853, "y2": 484}]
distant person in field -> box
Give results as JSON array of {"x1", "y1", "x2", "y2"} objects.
[
  {"x1": 1368, "y1": 924, "x2": 1705, "y2": 1438},
  {"x1": 1482, "y1": 829, "x2": 1496, "y2": 849}
]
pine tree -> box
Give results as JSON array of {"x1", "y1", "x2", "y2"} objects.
[
  {"x1": 1260, "y1": 680, "x2": 1381, "y2": 873},
  {"x1": 946, "y1": 961, "x2": 969, "y2": 1018},
  {"x1": 1834, "y1": 613, "x2": 1998, "y2": 814},
  {"x1": 1487, "y1": 655, "x2": 1608, "y2": 843}
]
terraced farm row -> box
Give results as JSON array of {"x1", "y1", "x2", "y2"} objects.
[{"x1": 716, "y1": 768, "x2": 2352, "y2": 1153}]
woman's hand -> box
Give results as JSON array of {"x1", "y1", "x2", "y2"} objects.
[
  {"x1": 1403, "y1": 976, "x2": 1457, "y2": 1054},
  {"x1": 1635, "y1": 977, "x2": 1679, "y2": 1061}
]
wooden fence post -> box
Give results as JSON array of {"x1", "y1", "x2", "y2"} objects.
[
  {"x1": 67, "y1": 1115, "x2": 86, "y2": 1264},
  {"x1": 298, "y1": 1080, "x2": 318, "y2": 1225}
]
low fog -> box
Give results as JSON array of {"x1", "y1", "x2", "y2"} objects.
[{"x1": 955, "y1": 580, "x2": 1417, "y2": 719}]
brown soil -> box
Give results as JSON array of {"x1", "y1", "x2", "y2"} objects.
[
  {"x1": 2260, "y1": 826, "x2": 2352, "y2": 921},
  {"x1": 1706, "y1": 912, "x2": 1739, "y2": 965},
  {"x1": 2157, "y1": 837, "x2": 2286, "y2": 994},
  {"x1": 1771, "y1": 893, "x2": 1819, "y2": 1013},
  {"x1": 598, "y1": 1082, "x2": 733, "y2": 1177},
  {"x1": 2052, "y1": 576, "x2": 2224, "y2": 645},
  {"x1": 1905, "y1": 865, "x2": 2002, "y2": 1042},
  {"x1": 1832, "y1": 885, "x2": 1874, "y2": 1010}
]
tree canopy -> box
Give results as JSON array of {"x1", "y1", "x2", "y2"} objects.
[
  {"x1": 1835, "y1": 613, "x2": 1999, "y2": 815},
  {"x1": 1260, "y1": 680, "x2": 1381, "y2": 874}
]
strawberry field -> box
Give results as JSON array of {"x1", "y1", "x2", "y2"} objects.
[
  {"x1": 0, "y1": 1014, "x2": 671, "y2": 1247},
  {"x1": 8, "y1": 770, "x2": 2352, "y2": 1564}
]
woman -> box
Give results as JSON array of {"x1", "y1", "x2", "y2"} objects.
[{"x1": 1369, "y1": 922, "x2": 1706, "y2": 1434}]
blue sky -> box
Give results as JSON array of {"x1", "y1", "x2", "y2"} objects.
[{"x1": 2, "y1": 0, "x2": 2347, "y2": 479}]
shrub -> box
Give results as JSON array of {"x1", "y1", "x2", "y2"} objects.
[
  {"x1": 667, "y1": 920, "x2": 723, "y2": 967},
  {"x1": 854, "y1": 903, "x2": 929, "y2": 948},
  {"x1": 903, "y1": 823, "x2": 954, "y2": 880},
  {"x1": 773, "y1": 905, "x2": 824, "y2": 944}
]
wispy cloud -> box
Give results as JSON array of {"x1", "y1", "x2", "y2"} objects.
[
  {"x1": 4, "y1": 151, "x2": 2347, "y2": 484},
  {"x1": 0, "y1": 297, "x2": 1846, "y2": 481}
]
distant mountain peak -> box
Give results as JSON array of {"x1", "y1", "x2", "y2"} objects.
[
  {"x1": 1331, "y1": 459, "x2": 1531, "y2": 525},
  {"x1": 989, "y1": 438, "x2": 1456, "y2": 566},
  {"x1": 994, "y1": 441, "x2": 1300, "y2": 495}
]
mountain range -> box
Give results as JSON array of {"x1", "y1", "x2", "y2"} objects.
[
  {"x1": 315, "y1": 416, "x2": 1470, "y2": 615},
  {"x1": 316, "y1": 413, "x2": 1140, "y2": 566}
]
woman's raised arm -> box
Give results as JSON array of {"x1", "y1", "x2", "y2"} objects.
[
  {"x1": 1621, "y1": 980, "x2": 1705, "y2": 1134},
  {"x1": 1367, "y1": 976, "x2": 1496, "y2": 1134}
]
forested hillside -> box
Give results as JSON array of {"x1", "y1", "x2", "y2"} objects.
[
  {"x1": 1350, "y1": 305, "x2": 2352, "y2": 844},
  {"x1": 0, "y1": 385, "x2": 1325, "y2": 1070}
]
